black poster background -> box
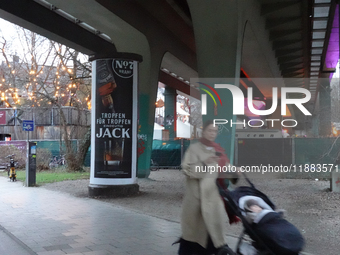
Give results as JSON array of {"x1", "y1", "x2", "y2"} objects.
[{"x1": 94, "y1": 59, "x2": 133, "y2": 178}]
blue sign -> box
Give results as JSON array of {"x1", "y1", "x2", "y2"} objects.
[{"x1": 23, "y1": 120, "x2": 34, "y2": 131}]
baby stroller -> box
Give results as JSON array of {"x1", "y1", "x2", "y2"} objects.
[{"x1": 217, "y1": 175, "x2": 305, "y2": 255}]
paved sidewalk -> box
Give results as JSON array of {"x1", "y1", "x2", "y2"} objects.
[
  {"x1": 0, "y1": 177, "x2": 241, "y2": 255},
  {"x1": 0, "y1": 227, "x2": 34, "y2": 255},
  {"x1": 0, "y1": 176, "x2": 312, "y2": 255}
]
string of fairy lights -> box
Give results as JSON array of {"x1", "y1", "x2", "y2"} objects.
[
  {"x1": 0, "y1": 59, "x2": 92, "y2": 109},
  {"x1": 0, "y1": 17, "x2": 92, "y2": 110}
]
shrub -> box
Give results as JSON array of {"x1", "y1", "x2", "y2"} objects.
[
  {"x1": 36, "y1": 148, "x2": 52, "y2": 170},
  {"x1": 0, "y1": 145, "x2": 26, "y2": 168}
]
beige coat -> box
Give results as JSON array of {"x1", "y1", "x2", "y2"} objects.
[{"x1": 181, "y1": 141, "x2": 228, "y2": 249}]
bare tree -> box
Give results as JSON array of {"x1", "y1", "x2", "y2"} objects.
[
  {"x1": 331, "y1": 78, "x2": 340, "y2": 128},
  {"x1": 0, "y1": 23, "x2": 91, "y2": 171},
  {"x1": 48, "y1": 43, "x2": 91, "y2": 171}
]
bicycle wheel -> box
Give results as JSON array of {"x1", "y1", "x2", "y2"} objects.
[{"x1": 150, "y1": 159, "x2": 159, "y2": 171}]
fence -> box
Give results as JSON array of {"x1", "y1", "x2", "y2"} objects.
[
  {"x1": 294, "y1": 138, "x2": 340, "y2": 165},
  {"x1": 149, "y1": 137, "x2": 340, "y2": 174},
  {"x1": 235, "y1": 137, "x2": 340, "y2": 178},
  {"x1": 0, "y1": 140, "x2": 91, "y2": 167},
  {"x1": 0, "y1": 107, "x2": 90, "y2": 140},
  {"x1": 235, "y1": 138, "x2": 293, "y2": 166},
  {"x1": 151, "y1": 139, "x2": 191, "y2": 168},
  {"x1": 0, "y1": 107, "x2": 90, "y2": 126},
  {"x1": 3, "y1": 137, "x2": 339, "y2": 173},
  {"x1": 235, "y1": 137, "x2": 340, "y2": 166}
]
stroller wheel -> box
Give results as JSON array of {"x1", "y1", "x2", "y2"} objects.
[{"x1": 216, "y1": 246, "x2": 235, "y2": 255}]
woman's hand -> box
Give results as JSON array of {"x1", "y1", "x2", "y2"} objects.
[
  {"x1": 204, "y1": 156, "x2": 220, "y2": 164},
  {"x1": 235, "y1": 167, "x2": 242, "y2": 176}
]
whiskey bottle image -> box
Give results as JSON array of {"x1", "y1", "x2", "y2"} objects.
[
  {"x1": 104, "y1": 139, "x2": 125, "y2": 166},
  {"x1": 97, "y1": 60, "x2": 117, "y2": 112}
]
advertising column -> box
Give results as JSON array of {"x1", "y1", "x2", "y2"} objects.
[{"x1": 89, "y1": 54, "x2": 142, "y2": 197}]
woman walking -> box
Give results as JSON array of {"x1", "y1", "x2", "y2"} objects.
[{"x1": 178, "y1": 120, "x2": 237, "y2": 255}]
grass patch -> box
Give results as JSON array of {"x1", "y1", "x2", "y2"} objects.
[{"x1": 0, "y1": 168, "x2": 90, "y2": 184}]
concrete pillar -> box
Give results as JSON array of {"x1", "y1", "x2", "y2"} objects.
[
  {"x1": 137, "y1": 47, "x2": 189, "y2": 177},
  {"x1": 21, "y1": 0, "x2": 199, "y2": 178},
  {"x1": 310, "y1": 115, "x2": 319, "y2": 137},
  {"x1": 187, "y1": 0, "x2": 244, "y2": 161},
  {"x1": 137, "y1": 51, "x2": 163, "y2": 178},
  {"x1": 319, "y1": 79, "x2": 332, "y2": 136},
  {"x1": 163, "y1": 87, "x2": 177, "y2": 139}
]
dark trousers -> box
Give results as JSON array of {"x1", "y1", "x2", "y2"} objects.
[{"x1": 177, "y1": 237, "x2": 217, "y2": 255}]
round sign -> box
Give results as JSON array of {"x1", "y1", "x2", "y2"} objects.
[{"x1": 112, "y1": 59, "x2": 134, "y2": 78}]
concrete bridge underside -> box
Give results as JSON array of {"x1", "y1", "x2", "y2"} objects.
[{"x1": 0, "y1": 0, "x2": 335, "y2": 177}]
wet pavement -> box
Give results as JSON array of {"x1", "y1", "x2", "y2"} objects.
[
  {"x1": 0, "y1": 227, "x2": 34, "y2": 255},
  {"x1": 0, "y1": 176, "x2": 311, "y2": 255}
]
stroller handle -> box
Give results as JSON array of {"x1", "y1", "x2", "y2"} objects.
[{"x1": 240, "y1": 171, "x2": 255, "y2": 189}]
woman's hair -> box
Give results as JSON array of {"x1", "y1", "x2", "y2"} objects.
[{"x1": 202, "y1": 120, "x2": 214, "y2": 131}]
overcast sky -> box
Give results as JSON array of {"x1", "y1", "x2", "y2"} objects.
[
  {"x1": 0, "y1": 18, "x2": 23, "y2": 60},
  {"x1": 0, "y1": 18, "x2": 16, "y2": 37},
  {"x1": 0, "y1": 17, "x2": 88, "y2": 65}
]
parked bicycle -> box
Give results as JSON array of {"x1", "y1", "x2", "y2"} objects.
[
  {"x1": 150, "y1": 159, "x2": 159, "y2": 171},
  {"x1": 49, "y1": 155, "x2": 66, "y2": 168}
]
